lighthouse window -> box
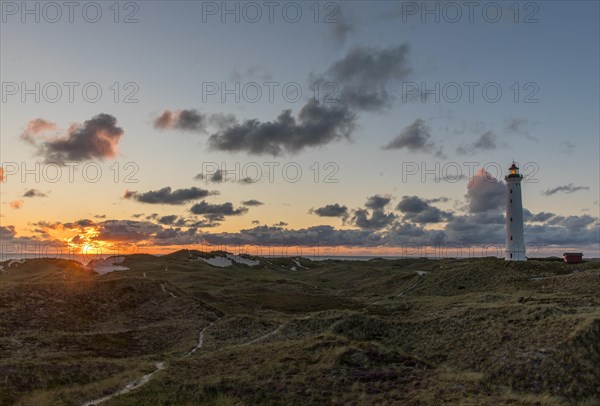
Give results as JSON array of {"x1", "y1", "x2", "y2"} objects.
[
  {"x1": 510, "y1": 189, "x2": 512, "y2": 194},
  {"x1": 510, "y1": 217, "x2": 513, "y2": 222},
  {"x1": 510, "y1": 199, "x2": 512, "y2": 203},
  {"x1": 510, "y1": 253, "x2": 513, "y2": 259},
  {"x1": 511, "y1": 236, "x2": 513, "y2": 240}
]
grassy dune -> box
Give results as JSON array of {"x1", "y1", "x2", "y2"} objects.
[{"x1": 1, "y1": 254, "x2": 598, "y2": 405}]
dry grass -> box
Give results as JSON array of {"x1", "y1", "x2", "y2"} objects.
[{"x1": 1, "y1": 255, "x2": 598, "y2": 405}]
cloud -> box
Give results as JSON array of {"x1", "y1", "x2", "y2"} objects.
[
  {"x1": 523, "y1": 210, "x2": 556, "y2": 222},
  {"x1": 466, "y1": 168, "x2": 505, "y2": 213},
  {"x1": 207, "y1": 100, "x2": 356, "y2": 156},
  {"x1": 349, "y1": 195, "x2": 396, "y2": 229},
  {"x1": 0, "y1": 167, "x2": 4, "y2": 182},
  {"x1": 190, "y1": 201, "x2": 249, "y2": 221},
  {"x1": 444, "y1": 211, "x2": 505, "y2": 245},
  {"x1": 505, "y1": 117, "x2": 538, "y2": 142},
  {"x1": 22, "y1": 114, "x2": 124, "y2": 163},
  {"x1": 158, "y1": 215, "x2": 178, "y2": 225},
  {"x1": 154, "y1": 109, "x2": 208, "y2": 132},
  {"x1": 559, "y1": 141, "x2": 575, "y2": 155},
  {"x1": 505, "y1": 117, "x2": 528, "y2": 133},
  {"x1": 194, "y1": 169, "x2": 225, "y2": 183},
  {"x1": 396, "y1": 195, "x2": 453, "y2": 224},
  {"x1": 201, "y1": 224, "x2": 384, "y2": 248},
  {"x1": 330, "y1": 4, "x2": 356, "y2": 43},
  {"x1": 229, "y1": 66, "x2": 272, "y2": 82},
  {"x1": 22, "y1": 189, "x2": 47, "y2": 198},
  {"x1": 456, "y1": 131, "x2": 497, "y2": 155},
  {"x1": 310, "y1": 203, "x2": 348, "y2": 218},
  {"x1": 382, "y1": 119, "x2": 445, "y2": 157},
  {"x1": 365, "y1": 195, "x2": 392, "y2": 210},
  {"x1": 20, "y1": 118, "x2": 58, "y2": 143},
  {"x1": 93, "y1": 220, "x2": 163, "y2": 243},
  {"x1": 427, "y1": 197, "x2": 449, "y2": 203},
  {"x1": 542, "y1": 183, "x2": 589, "y2": 196},
  {"x1": 242, "y1": 200, "x2": 264, "y2": 207},
  {"x1": 125, "y1": 186, "x2": 216, "y2": 205},
  {"x1": 320, "y1": 44, "x2": 411, "y2": 111},
  {"x1": 9, "y1": 200, "x2": 24, "y2": 209}
]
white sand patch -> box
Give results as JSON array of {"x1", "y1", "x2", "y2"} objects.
[
  {"x1": 201, "y1": 254, "x2": 259, "y2": 268},
  {"x1": 290, "y1": 266, "x2": 297, "y2": 271},
  {"x1": 227, "y1": 254, "x2": 259, "y2": 266},
  {"x1": 293, "y1": 259, "x2": 308, "y2": 269},
  {"x1": 416, "y1": 271, "x2": 428, "y2": 276},
  {"x1": 88, "y1": 256, "x2": 130, "y2": 274},
  {"x1": 201, "y1": 256, "x2": 233, "y2": 267},
  {"x1": 7, "y1": 259, "x2": 25, "y2": 268}
]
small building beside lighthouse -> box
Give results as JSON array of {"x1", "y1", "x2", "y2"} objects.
[{"x1": 505, "y1": 162, "x2": 526, "y2": 261}]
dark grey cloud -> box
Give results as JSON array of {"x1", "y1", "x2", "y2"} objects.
[
  {"x1": 190, "y1": 201, "x2": 249, "y2": 221},
  {"x1": 542, "y1": 183, "x2": 589, "y2": 196},
  {"x1": 93, "y1": 220, "x2": 163, "y2": 243},
  {"x1": 194, "y1": 169, "x2": 225, "y2": 183},
  {"x1": 207, "y1": 100, "x2": 356, "y2": 156},
  {"x1": 505, "y1": 117, "x2": 528, "y2": 133},
  {"x1": 23, "y1": 114, "x2": 124, "y2": 163},
  {"x1": 348, "y1": 195, "x2": 397, "y2": 230},
  {"x1": 365, "y1": 195, "x2": 392, "y2": 210},
  {"x1": 195, "y1": 170, "x2": 256, "y2": 185},
  {"x1": 465, "y1": 169, "x2": 506, "y2": 213},
  {"x1": 310, "y1": 203, "x2": 348, "y2": 218},
  {"x1": 396, "y1": 195, "x2": 453, "y2": 224},
  {"x1": 456, "y1": 131, "x2": 497, "y2": 155},
  {"x1": 351, "y1": 209, "x2": 397, "y2": 229},
  {"x1": 125, "y1": 186, "x2": 216, "y2": 205},
  {"x1": 242, "y1": 200, "x2": 264, "y2": 207},
  {"x1": 153, "y1": 227, "x2": 201, "y2": 246},
  {"x1": 525, "y1": 215, "x2": 599, "y2": 246},
  {"x1": 505, "y1": 117, "x2": 538, "y2": 142},
  {"x1": 382, "y1": 119, "x2": 445, "y2": 157},
  {"x1": 523, "y1": 209, "x2": 556, "y2": 223},
  {"x1": 559, "y1": 141, "x2": 575, "y2": 155},
  {"x1": 158, "y1": 215, "x2": 178, "y2": 225},
  {"x1": 154, "y1": 109, "x2": 207, "y2": 132},
  {"x1": 321, "y1": 44, "x2": 411, "y2": 111},
  {"x1": 63, "y1": 219, "x2": 96, "y2": 229},
  {"x1": 229, "y1": 66, "x2": 272, "y2": 82},
  {"x1": 426, "y1": 197, "x2": 449, "y2": 204},
  {"x1": 200, "y1": 224, "x2": 384, "y2": 248},
  {"x1": 23, "y1": 189, "x2": 47, "y2": 198},
  {"x1": 444, "y1": 212, "x2": 505, "y2": 245}
]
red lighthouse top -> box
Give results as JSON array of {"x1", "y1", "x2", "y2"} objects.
[{"x1": 505, "y1": 161, "x2": 523, "y2": 180}]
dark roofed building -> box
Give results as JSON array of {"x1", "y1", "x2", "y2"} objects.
[{"x1": 563, "y1": 252, "x2": 583, "y2": 264}]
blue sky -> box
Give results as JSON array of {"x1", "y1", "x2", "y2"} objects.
[{"x1": 1, "y1": 1, "x2": 598, "y2": 258}]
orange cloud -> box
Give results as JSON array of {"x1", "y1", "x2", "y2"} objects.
[
  {"x1": 0, "y1": 167, "x2": 5, "y2": 182},
  {"x1": 10, "y1": 200, "x2": 24, "y2": 209}
]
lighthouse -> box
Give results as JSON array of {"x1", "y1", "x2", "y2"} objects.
[{"x1": 505, "y1": 162, "x2": 526, "y2": 261}]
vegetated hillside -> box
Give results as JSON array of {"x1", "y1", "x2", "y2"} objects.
[{"x1": 0, "y1": 254, "x2": 598, "y2": 405}]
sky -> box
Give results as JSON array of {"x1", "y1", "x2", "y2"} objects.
[{"x1": 1, "y1": 0, "x2": 599, "y2": 259}]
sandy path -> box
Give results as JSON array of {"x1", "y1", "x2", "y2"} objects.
[
  {"x1": 239, "y1": 324, "x2": 284, "y2": 347},
  {"x1": 183, "y1": 322, "x2": 214, "y2": 357},
  {"x1": 82, "y1": 362, "x2": 166, "y2": 406},
  {"x1": 160, "y1": 283, "x2": 176, "y2": 298}
]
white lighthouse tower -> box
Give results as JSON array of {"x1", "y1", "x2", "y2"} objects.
[{"x1": 505, "y1": 162, "x2": 526, "y2": 261}]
